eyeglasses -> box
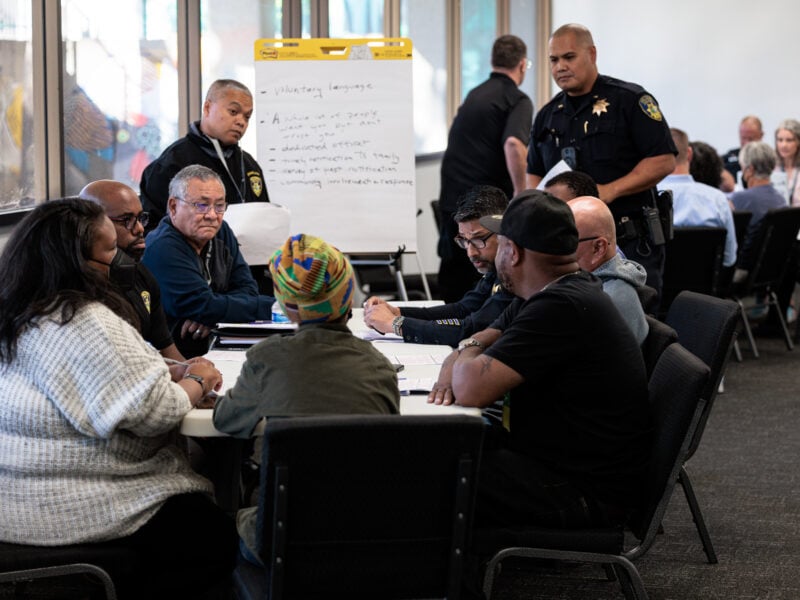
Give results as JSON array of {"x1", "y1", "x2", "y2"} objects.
[
  {"x1": 179, "y1": 198, "x2": 227, "y2": 215},
  {"x1": 578, "y1": 236, "x2": 600, "y2": 243},
  {"x1": 454, "y1": 231, "x2": 495, "y2": 250},
  {"x1": 108, "y1": 212, "x2": 149, "y2": 231}
]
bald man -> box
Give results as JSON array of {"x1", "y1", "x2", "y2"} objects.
[
  {"x1": 80, "y1": 180, "x2": 188, "y2": 363},
  {"x1": 722, "y1": 115, "x2": 764, "y2": 191},
  {"x1": 568, "y1": 196, "x2": 649, "y2": 344}
]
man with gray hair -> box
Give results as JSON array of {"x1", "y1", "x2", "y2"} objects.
[
  {"x1": 729, "y1": 141, "x2": 787, "y2": 273},
  {"x1": 142, "y1": 164, "x2": 275, "y2": 357},
  {"x1": 141, "y1": 79, "x2": 268, "y2": 232}
]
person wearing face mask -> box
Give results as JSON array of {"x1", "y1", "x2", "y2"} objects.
[
  {"x1": 80, "y1": 180, "x2": 197, "y2": 371},
  {"x1": 140, "y1": 79, "x2": 269, "y2": 233},
  {"x1": 0, "y1": 198, "x2": 236, "y2": 599},
  {"x1": 363, "y1": 186, "x2": 514, "y2": 347}
]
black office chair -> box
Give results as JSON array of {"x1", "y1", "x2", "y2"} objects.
[
  {"x1": 477, "y1": 344, "x2": 710, "y2": 600},
  {"x1": 234, "y1": 414, "x2": 484, "y2": 600},
  {"x1": 0, "y1": 542, "x2": 132, "y2": 599},
  {"x1": 660, "y1": 226, "x2": 727, "y2": 316},
  {"x1": 665, "y1": 291, "x2": 740, "y2": 564},
  {"x1": 640, "y1": 315, "x2": 678, "y2": 378},
  {"x1": 732, "y1": 210, "x2": 752, "y2": 249},
  {"x1": 729, "y1": 206, "x2": 800, "y2": 357}
]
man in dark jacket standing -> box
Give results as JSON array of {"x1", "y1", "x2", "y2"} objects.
[{"x1": 140, "y1": 79, "x2": 268, "y2": 232}]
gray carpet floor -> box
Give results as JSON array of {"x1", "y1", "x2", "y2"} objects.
[{"x1": 489, "y1": 335, "x2": 800, "y2": 599}]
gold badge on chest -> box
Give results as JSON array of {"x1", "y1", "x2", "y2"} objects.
[{"x1": 592, "y1": 98, "x2": 610, "y2": 117}]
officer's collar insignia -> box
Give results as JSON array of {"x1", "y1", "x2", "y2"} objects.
[
  {"x1": 491, "y1": 283, "x2": 502, "y2": 295},
  {"x1": 638, "y1": 94, "x2": 663, "y2": 121},
  {"x1": 248, "y1": 172, "x2": 263, "y2": 197},
  {"x1": 592, "y1": 98, "x2": 610, "y2": 116}
]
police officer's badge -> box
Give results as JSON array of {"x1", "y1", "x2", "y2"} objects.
[
  {"x1": 248, "y1": 172, "x2": 263, "y2": 198},
  {"x1": 592, "y1": 98, "x2": 610, "y2": 116},
  {"x1": 638, "y1": 94, "x2": 663, "y2": 121},
  {"x1": 140, "y1": 291, "x2": 151, "y2": 314}
]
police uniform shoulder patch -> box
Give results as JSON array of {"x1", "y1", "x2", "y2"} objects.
[
  {"x1": 247, "y1": 171, "x2": 263, "y2": 198},
  {"x1": 638, "y1": 94, "x2": 663, "y2": 122},
  {"x1": 140, "y1": 290, "x2": 151, "y2": 314}
]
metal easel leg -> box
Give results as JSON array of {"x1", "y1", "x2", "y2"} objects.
[{"x1": 414, "y1": 252, "x2": 433, "y2": 300}]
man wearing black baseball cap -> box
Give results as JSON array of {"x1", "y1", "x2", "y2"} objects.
[{"x1": 429, "y1": 189, "x2": 651, "y2": 532}]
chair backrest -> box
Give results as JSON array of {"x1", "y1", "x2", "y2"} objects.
[
  {"x1": 628, "y1": 344, "x2": 709, "y2": 556},
  {"x1": 665, "y1": 291, "x2": 741, "y2": 459},
  {"x1": 256, "y1": 414, "x2": 484, "y2": 600},
  {"x1": 732, "y1": 210, "x2": 752, "y2": 249},
  {"x1": 661, "y1": 226, "x2": 727, "y2": 314},
  {"x1": 431, "y1": 199, "x2": 443, "y2": 231},
  {"x1": 737, "y1": 206, "x2": 800, "y2": 293},
  {"x1": 640, "y1": 315, "x2": 678, "y2": 378}
]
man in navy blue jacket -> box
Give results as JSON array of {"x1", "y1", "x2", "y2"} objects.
[
  {"x1": 142, "y1": 164, "x2": 274, "y2": 357},
  {"x1": 363, "y1": 186, "x2": 513, "y2": 347}
]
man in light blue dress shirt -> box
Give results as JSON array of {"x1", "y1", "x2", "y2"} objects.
[{"x1": 658, "y1": 128, "x2": 737, "y2": 267}]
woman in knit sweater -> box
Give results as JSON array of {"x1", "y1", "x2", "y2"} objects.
[{"x1": 0, "y1": 198, "x2": 237, "y2": 598}]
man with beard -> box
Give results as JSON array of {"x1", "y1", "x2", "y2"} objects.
[
  {"x1": 429, "y1": 190, "x2": 651, "y2": 532},
  {"x1": 80, "y1": 180, "x2": 188, "y2": 364},
  {"x1": 363, "y1": 185, "x2": 514, "y2": 347}
]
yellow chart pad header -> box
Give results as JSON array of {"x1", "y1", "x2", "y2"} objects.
[{"x1": 255, "y1": 37, "x2": 412, "y2": 61}]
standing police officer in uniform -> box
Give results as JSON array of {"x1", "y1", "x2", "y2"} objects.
[{"x1": 526, "y1": 23, "x2": 676, "y2": 295}]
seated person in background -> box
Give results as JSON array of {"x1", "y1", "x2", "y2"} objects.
[
  {"x1": 213, "y1": 233, "x2": 399, "y2": 564},
  {"x1": 568, "y1": 196, "x2": 649, "y2": 344},
  {"x1": 721, "y1": 115, "x2": 764, "y2": 193},
  {"x1": 0, "y1": 199, "x2": 235, "y2": 599},
  {"x1": 542, "y1": 170, "x2": 599, "y2": 201},
  {"x1": 142, "y1": 164, "x2": 275, "y2": 357},
  {"x1": 658, "y1": 129, "x2": 737, "y2": 268},
  {"x1": 729, "y1": 141, "x2": 787, "y2": 275},
  {"x1": 80, "y1": 179, "x2": 198, "y2": 369},
  {"x1": 689, "y1": 140, "x2": 726, "y2": 190},
  {"x1": 363, "y1": 185, "x2": 513, "y2": 347},
  {"x1": 140, "y1": 79, "x2": 268, "y2": 231},
  {"x1": 428, "y1": 190, "x2": 651, "y2": 532}
]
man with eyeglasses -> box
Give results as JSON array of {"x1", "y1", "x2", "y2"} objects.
[
  {"x1": 142, "y1": 164, "x2": 275, "y2": 357},
  {"x1": 364, "y1": 186, "x2": 514, "y2": 347},
  {"x1": 568, "y1": 196, "x2": 649, "y2": 344},
  {"x1": 437, "y1": 35, "x2": 533, "y2": 304},
  {"x1": 79, "y1": 180, "x2": 190, "y2": 366}
]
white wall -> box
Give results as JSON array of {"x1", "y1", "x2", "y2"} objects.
[{"x1": 551, "y1": 0, "x2": 800, "y2": 152}]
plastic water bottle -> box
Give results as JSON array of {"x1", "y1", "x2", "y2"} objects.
[{"x1": 271, "y1": 301, "x2": 290, "y2": 323}]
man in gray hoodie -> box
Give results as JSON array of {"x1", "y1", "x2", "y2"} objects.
[{"x1": 568, "y1": 196, "x2": 649, "y2": 344}]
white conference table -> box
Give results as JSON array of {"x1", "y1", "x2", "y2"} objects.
[{"x1": 179, "y1": 306, "x2": 480, "y2": 437}]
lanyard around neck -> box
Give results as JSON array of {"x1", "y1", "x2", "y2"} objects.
[{"x1": 209, "y1": 137, "x2": 246, "y2": 203}]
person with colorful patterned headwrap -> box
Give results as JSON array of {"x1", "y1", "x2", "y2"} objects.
[{"x1": 212, "y1": 233, "x2": 400, "y2": 566}]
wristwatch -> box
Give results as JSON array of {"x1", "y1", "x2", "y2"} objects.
[
  {"x1": 183, "y1": 373, "x2": 205, "y2": 394},
  {"x1": 457, "y1": 338, "x2": 485, "y2": 353},
  {"x1": 392, "y1": 316, "x2": 405, "y2": 336}
]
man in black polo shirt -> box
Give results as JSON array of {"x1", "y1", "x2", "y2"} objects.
[
  {"x1": 80, "y1": 180, "x2": 192, "y2": 367},
  {"x1": 437, "y1": 35, "x2": 533, "y2": 303},
  {"x1": 429, "y1": 190, "x2": 651, "y2": 529},
  {"x1": 526, "y1": 23, "x2": 676, "y2": 295}
]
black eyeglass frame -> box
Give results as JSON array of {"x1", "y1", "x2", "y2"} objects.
[
  {"x1": 108, "y1": 212, "x2": 150, "y2": 231},
  {"x1": 454, "y1": 231, "x2": 496, "y2": 250}
]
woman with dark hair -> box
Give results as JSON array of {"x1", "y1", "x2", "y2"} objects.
[{"x1": 0, "y1": 198, "x2": 237, "y2": 598}]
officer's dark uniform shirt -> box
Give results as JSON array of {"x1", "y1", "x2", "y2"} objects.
[
  {"x1": 126, "y1": 262, "x2": 174, "y2": 351},
  {"x1": 527, "y1": 74, "x2": 676, "y2": 222},
  {"x1": 140, "y1": 120, "x2": 268, "y2": 232},
  {"x1": 723, "y1": 147, "x2": 741, "y2": 178},
  {"x1": 440, "y1": 72, "x2": 533, "y2": 213}
]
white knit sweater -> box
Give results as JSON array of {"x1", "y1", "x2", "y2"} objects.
[{"x1": 0, "y1": 302, "x2": 212, "y2": 545}]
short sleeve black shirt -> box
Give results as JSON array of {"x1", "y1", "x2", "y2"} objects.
[
  {"x1": 527, "y1": 74, "x2": 676, "y2": 219},
  {"x1": 484, "y1": 271, "x2": 651, "y2": 508}
]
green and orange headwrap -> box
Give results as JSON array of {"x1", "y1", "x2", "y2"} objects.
[{"x1": 269, "y1": 234, "x2": 355, "y2": 324}]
